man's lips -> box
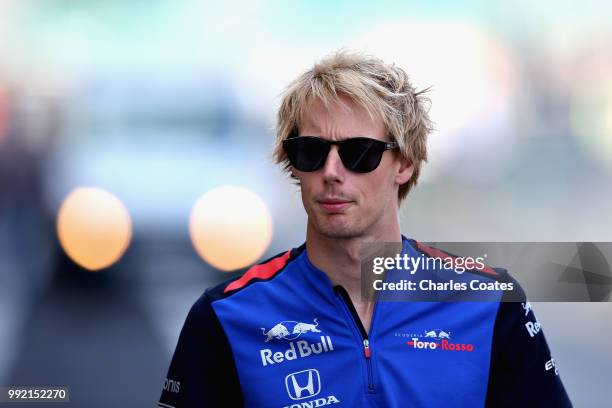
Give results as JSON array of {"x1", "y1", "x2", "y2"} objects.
[{"x1": 317, "y1": 199, "x2": 353, "y2": 212}]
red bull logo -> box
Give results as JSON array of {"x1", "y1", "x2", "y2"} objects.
[
  {"x1": 260, "y1": 318, "x2": 332, "y2": 367},
  {"x1": 260, "y1": 336, "x2": 334, "y2": 367}
]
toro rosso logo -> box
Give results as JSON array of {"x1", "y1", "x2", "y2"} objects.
[
  {"x1": 406, "y1": 329, "x2": 475, "y2": 352},
  {"x1": 262, "y1": 319, "x2": 321, "y2": 342}
]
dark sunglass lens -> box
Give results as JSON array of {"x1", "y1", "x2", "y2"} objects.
[
  {"x1": 285, "y1": 137, "x2": 329, "y2": 172},
  {"x1": 339, "y1": 138, "x2": 384, "y2": 173}
]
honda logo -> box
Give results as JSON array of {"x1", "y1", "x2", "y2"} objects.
[{"x1": 285, "y1": 369, "x2": 321, "y2": 400}]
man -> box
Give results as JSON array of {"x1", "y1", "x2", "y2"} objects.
[{"x1": 159, "y1": 51, "x2": 572, "y2": 407}]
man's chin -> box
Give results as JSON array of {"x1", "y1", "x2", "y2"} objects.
[{"x1": 313, "y1": 221, "x2": 364, "y2": 240}]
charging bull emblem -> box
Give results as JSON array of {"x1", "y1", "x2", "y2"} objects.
[
  {"x1": 262, "y1": 318, "x2": 322, "y2": 342},
  {"x1": 438, "y1": 331, "x2": 451, "y2": 339},
  {"x1": 423, "y1": 329, "x2": 452, "y2": 339},
  {"x1": 292, "y1": 318, "x2": 321, "y2": 335},
  {"x1": 261, "y1": 323, "x2": 291, "y2": 342}
]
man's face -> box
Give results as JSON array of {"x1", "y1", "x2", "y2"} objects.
[{"x1": 293, "y1": 95, "x2": 413, "y2": 240}]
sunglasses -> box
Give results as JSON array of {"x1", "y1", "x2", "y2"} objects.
[{"x1": 283, "y1": 136, "x2": 398, "y2": 173}]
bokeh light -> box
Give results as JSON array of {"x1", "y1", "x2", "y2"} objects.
[
  {"x1": 189, "y1": 186, "x2": 273, "y2": 272},
  {"x1": 57, "y1": 187, "x2": 132, "y2": 271}
]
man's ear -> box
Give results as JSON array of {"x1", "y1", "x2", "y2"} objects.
[{"x1": 395, "y1": 156, "x2": 414, "y2": 185}]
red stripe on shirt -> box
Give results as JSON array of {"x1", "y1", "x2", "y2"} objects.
[{"x1": 224, "y1": 250, "x2": 292, "y2": 293}]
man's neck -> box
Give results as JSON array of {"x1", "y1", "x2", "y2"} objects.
[
  {"x1": 305, "y1": 220, "x2": 402, "y2": 334},
  {"x1": 305, "y1": 221, "x2": 402, "y2": 296}
]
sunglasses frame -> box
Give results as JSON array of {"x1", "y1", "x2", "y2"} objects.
[{"x1": 282, "y1": 135, "x2": 399, "y2": 173}]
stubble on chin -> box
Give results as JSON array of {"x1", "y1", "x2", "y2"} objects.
[{"x1": 310, "y1": 213, "x2": 366, "y2": 240}]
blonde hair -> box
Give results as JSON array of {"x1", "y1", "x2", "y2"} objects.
[{"x1": 273, "y1": 50, "x2": 434, "y2": 202}]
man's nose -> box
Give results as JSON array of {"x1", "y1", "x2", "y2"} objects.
[{"x1": 321, "y1": 145, "x2": 345, "y2": 182}]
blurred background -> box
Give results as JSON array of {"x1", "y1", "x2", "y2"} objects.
[{"x1": 0, "y1": 0, "x2": 611, "y2": 406}]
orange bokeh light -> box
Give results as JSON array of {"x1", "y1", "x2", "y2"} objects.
[
  {"x1": 57, "y1": 187, "x2": 132, "y2": 271},
  {"x1": 189, "y1": 186, "x2": 273, "y2": 271}
]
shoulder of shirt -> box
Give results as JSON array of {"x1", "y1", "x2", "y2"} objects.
[
  {"x1": 203, "y1": 243, "x2": 306, "y2": 302},
  {"x1": 407, "y1": 238, "x2": 527, "y2": 301},
  {"x1": 407, "y1": 238, "x2": 511, "y2": 281}
]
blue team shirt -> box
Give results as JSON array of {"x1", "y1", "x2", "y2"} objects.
[{"x1": 159, "y1": 237, "x2": 572, "y2": 408}]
